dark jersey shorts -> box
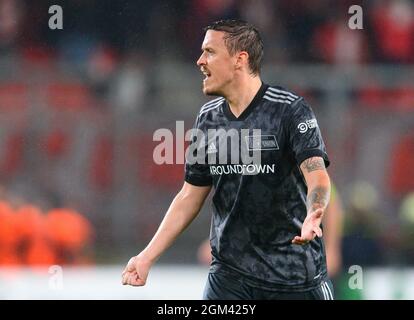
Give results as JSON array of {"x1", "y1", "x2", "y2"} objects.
[{"x1": 203, "y1": 268, "x2": 334, "y2": 300}]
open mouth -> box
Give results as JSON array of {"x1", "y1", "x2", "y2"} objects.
[{"x1": 201, "y1": 69, "x2": 211, "y2": 81}]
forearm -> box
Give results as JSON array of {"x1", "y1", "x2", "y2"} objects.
[
  {"x1": 301, "y1": 157, "x2": 331, "y2": 215},
  {"x1": 307, "y1": 182, "x2": 331, "y2": 214},
  {"x1": 140, "y1": 187, "x2": 208, "y2": 263},
  {"x1": 292, "y1": 158, "x2": 331, "y2": 245}
]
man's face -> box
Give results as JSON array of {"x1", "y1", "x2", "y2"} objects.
[{"x1": 197, "y1": 30, "x2": 236, "y2": 96}]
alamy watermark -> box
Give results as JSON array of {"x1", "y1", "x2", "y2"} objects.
[
  {"x1": 153, "y1": 121, "x2": 265, "y2": 171},
  {"x1": 48, "y1": 265, "x2": 64, "y2": 290},
  {"x1": 348, "y1": 265, "x2": 363, "y2": 290},
  {"x1": 348, "y1": 5, "x2": 363, "y2": 30},
  {"x1": 49, "y1": 5, "x2": 63, "y2": 30}
]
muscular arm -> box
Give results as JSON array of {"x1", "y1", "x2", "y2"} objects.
[
  {"x1": 301, "y1": 157, "x2": 331, "y2": 212},
  {"x1": 298, "y1": 158, "x2": 343, "y2": 276},
  {"x1": 141, "y1": 182, "x2": 211, "y2": 262},
  {"x1": 292, "y1": 157, "x2": 331, "y2": 245},
  {"x1": 122, "y1": 182, "x2": 212, "y2": 286}
]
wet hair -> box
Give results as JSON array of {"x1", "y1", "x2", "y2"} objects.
[{"x1": 204, "y1": 19, "x2": 264, "y2": 75}]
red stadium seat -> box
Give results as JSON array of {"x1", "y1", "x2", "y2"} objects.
[
  {"x1": 41, "y1": 129, "x2": 70, "y2": 159},
  {"x1": 359, "y1": 86, "x2": 414, "y2": 111},
  {"x1": 46, "y1": 83, "x2": 95, "y2": 110},
  {"x1": 135, "y1": 134, "x2": 187, "y2": 190},
  {"x1": 0, "y1": 83, "x2": 28, "y2": 110},
  {"x1": 0, "y1": 131, "x2": 24, "y2": 177},
  {"x1": 388, "y1": 132, "x2": 414, "y2": 197},
  {"x1": 89, "y1": 135, "x2": 114, "y2": 190}
]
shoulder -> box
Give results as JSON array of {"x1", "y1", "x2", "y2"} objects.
[
  {"x1": 264, "y1": 86, "x2": 316, "y2": 120},
  {"x1": 263, "y1": 85, "x2": 302, "y2": 106},
  {"x1": 198, "y1": 97, "x2": 225, "y2": 116}
]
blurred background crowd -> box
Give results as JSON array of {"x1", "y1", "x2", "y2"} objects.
[{"x1": 0, "y1": 0, "x2": 414, "y2": 297}]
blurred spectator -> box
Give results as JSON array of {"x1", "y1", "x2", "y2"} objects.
[
  {"x1": 0, "y1": 201, "x2": 20, "y2": 264},
  {"x1": 278, "y1": 0, "x2": 332, "y2": 62},
  {"x1": 86, "y1": 44, "x2": 119, "y2": 98},
  {"x1": 0, "y1": 198, "x2": 94, "y2": 266},
  {"x1": 110, "y1": 51, "x2": 149, "y2": 114},
  {"x1": 399, "y1": 192, "x2": 414, "y2": 263},
  {"x1": 0, "y1": 0, "x2": 23, "y2": 52},
  {"x1": 45, "y1": 208, "x2": 93, "y2": 264},
  {"x1": 341, "y1": 181, "x2": 385, "y2": 267}
]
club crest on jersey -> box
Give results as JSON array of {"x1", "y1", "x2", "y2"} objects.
[
  {"x1": 245, "y1": 135, "x2": 279, "y2": 151},
  {"x1": 297, "y1": 119, "x2": 318, "y2": 133}
]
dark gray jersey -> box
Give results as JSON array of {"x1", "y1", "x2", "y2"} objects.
[{"x1": 185, "y1": 83, "x2": 330, "y2": 291}]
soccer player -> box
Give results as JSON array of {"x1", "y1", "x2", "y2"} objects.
[{"x1": 122, "y1": 19, "x2": 333, "y2": 300}]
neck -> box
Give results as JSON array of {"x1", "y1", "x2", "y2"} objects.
[{"x1": 225, "y1": 75, "x2": 262, "y2": 117}]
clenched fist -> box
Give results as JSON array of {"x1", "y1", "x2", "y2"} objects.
[{"x1": 121, "y1": 254, "x2": 152, "y2": 286}]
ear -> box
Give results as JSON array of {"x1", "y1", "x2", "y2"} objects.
[{"x1": 235, "y1": 51, "x2": 249, "y2": 70}]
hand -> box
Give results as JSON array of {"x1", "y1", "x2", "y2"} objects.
[
  {"x1": 121, "y1": 254, "x2": 152, "y2": 286},
  {"x1": 292, "y1": 208, "x2": 324, "y2": 245}
]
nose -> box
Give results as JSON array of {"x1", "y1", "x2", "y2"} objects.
[{"x1": 197, "y1": 52, "x2": 206, "y2": 67}]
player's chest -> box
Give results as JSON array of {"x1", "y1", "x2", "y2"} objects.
[{"x1": 201, "y1": 117, "x2": 286, "y2": 165}]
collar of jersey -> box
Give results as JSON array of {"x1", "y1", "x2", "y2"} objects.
[{"x1": 223, "y1": 82, "x2": 269, "y2": 121}]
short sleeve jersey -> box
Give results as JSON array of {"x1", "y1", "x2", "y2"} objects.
[{"x1": 185, "y1": 83, "x2": 330, "y2": 291}]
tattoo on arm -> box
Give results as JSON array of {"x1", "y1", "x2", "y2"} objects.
[
  {"x1": 300, "y1": 157, "x2": 330, "y2": 212},
  {"x1": 307, "y1": 186, "x2": 330, "y2": 212},
  {"x1": 301, "y1": 157, "x2": 325, "y2": 173}
]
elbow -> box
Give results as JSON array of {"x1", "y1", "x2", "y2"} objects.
[{"x1": 307, "y1": 170, "x2": 331, "y2": 190}]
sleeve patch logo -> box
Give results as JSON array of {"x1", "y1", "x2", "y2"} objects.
[{"x1": 298, "y1": 119, "x2": 318, "y2": 133}]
